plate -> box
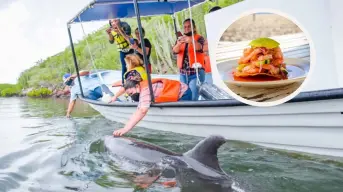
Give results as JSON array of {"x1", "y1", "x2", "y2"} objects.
[{"x1": 217, "y1": 58, "x2": 310, "y2": 88}]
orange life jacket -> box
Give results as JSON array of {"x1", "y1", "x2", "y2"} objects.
[
  {"x1": 177, "y1": 34, "x2": 205, "y2": 69},
  {"x1": 203, "y1": 55, "x2": 212, "y2": 73},
  {"x1": 140, "y1": 78, "x2": 181, "y2": 103}
]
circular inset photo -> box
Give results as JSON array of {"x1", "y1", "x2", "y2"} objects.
[{"x1": 216, "y1": 12, "x2": 311, "y2": 104}]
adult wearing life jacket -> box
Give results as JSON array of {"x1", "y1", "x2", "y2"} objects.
[
  {"x1": 106, "y1": 18, "x2": 135, "y2": 84},
  {"x1": 172, "y1": 18, "x2": 206, "y2": 101},
  {"x1": 109, "y1": 54, "x2": 148, "y2": 103},
  {"x1": 113, "y1": 78, "x2": 192, "y2": 136}
]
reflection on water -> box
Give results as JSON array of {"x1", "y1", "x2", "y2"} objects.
[
  {"x1": 22, "y1": 97, "x2": 100, "y2": 118},
  {"x1": 0, "y1": 97, "x2": 343, "y2": 192}
]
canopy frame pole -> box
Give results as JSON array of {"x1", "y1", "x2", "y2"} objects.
[
  {"x1": 67, "y1": 24, "x2": 84, "y2": 97},
  {"x1": 133, "y1": 0, "x2": 155, "y2": 102},
  {"x1": 172, "y1": 14, "x2": 178, "y2": 36}
]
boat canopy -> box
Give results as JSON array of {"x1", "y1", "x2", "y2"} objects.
[
  {"x1": 68, "y1": 0, "x2": 208, "y2": 24},
  {"x1": 67, "y1": 0, "x2": 209, "y2": 101}
]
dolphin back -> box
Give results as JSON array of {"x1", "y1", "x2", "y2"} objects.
[
  {"x1": 183, "y1": 135, "x2": 226, "y2": 172},
  {"x1": 103, "y1": 136, "x2": 180, "y2": 163}
]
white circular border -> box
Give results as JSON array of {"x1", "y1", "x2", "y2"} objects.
[{"x1": 215, "y1": 8, "x2": 316, "y2": 107}]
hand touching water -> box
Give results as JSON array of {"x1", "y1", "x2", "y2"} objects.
[{"x1": 113, "y1": 128, "x2": 130, "y2": 136}]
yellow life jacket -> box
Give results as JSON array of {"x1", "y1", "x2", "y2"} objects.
[
  {"x1": 124, "y1": 66, "x2": 148, "y2": 81},
  {"x1": 111, "y1": 31, "x2": 132, "y2": 50},
  {"x1": 123, "y1": 66, "x2": 147, "y2": 99}
]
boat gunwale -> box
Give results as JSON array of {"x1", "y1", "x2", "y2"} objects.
[{"x1": 77, "y1": 87, "x2": 343, "y2": 108}]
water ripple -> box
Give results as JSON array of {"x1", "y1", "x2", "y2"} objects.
[{"x1": 0, "y1": 98, "x2": 343, "y2": 192}]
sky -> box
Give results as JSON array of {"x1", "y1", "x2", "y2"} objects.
[{"x1": 0, "y1": 0, "x2": 108, "y2": 84}]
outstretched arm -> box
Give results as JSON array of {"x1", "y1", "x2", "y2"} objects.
[
  {"x1": 113, "y1": 88, "x2": 151, "y2": 136},
  {"x1": 69, "y1": 70, "x2": 90, "y2": 80},
  {"x1": 66, "y1": 100, "x2": 76, "y2": 118},
  {"x1": 75, "y1": 70, "x2": 89, "y2": 77},
  {"x1": 113, "y1": 107, "x2": 149, "y2": 136}
]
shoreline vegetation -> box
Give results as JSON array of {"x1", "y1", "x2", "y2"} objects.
[
  {"x1": 0, "y1": 83, "x2": 69, "y2": 98},
  {"x1": 2, "y1": 0, "x2": 242, "y2": 98}
]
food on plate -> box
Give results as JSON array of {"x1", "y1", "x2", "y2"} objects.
[{"x1": 233, "y1": 37, "x2": 288, "y2": 80}]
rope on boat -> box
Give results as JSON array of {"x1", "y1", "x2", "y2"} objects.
[
  {"x1": 78, "y1": 16, "x2": 107, "y2": 93},
  {"x1": 187, "y1": 0, "x2": 201, "y2": 86}
]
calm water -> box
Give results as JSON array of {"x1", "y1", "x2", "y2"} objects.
[{"x1": 0, "y1": 97, "x2": 343, "y2": 192}]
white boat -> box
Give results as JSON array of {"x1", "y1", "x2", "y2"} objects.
[{"x1": 66, "y1": 0, "x2": 343, "y2": 158}]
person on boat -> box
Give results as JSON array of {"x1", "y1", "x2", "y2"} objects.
[
  {"x1": 109, "y1": 54, "x2": 148, "y2": 102},
  {"x1": 106, "y1": 18, "x2": 135, "y2": 84},
  {"x1": 63, "y1": 71, "x2": 112, "y2": 118},
  {"x1": 201, "y1": 6, "x2": 222, "y2": 84},
  {"x1": 131, "y1": 27, "x2": 153, "y2": 73},
  {"x1": 172, "y1": 18, "x2": 206, "y2": 101},
  {"x1": 112, "y1": 78, "x2": 192, "y2": 136}
]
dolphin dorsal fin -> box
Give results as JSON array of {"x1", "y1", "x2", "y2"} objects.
[{"x1": 184, "y1": 135, "x2": 226, "y2": 171}]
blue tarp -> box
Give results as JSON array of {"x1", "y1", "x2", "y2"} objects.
[{"x1": 69, "y1": 0, "x2": 208, "y2": 24}]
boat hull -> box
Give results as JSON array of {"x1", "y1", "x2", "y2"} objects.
[{"x1": 87, "y1": 98, "x2": 343, "y2": 158}]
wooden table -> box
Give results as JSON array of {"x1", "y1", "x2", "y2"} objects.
[{"x1": 226, "y1": 82, "x2": 303, "y2": 102}]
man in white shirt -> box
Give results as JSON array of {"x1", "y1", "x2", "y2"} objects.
[{"x1": 63, "y1": 71, "x2": 112, "y2": 117}]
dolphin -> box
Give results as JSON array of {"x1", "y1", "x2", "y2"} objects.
[{"x1": 102, "y1": 135, "x2": 235, "y2": 191}]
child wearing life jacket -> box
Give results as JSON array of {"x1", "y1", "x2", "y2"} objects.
[{"x1": 109, "y1": 54, "x2": 148, "y2": 103}]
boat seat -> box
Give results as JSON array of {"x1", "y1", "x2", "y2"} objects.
[{"x1": 198, "y1": 83, "x2": 233, "y2": 100}]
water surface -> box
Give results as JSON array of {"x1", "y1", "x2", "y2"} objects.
[{"x1": 0, "y1": 97, "x2": 342, "y2": 192}]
